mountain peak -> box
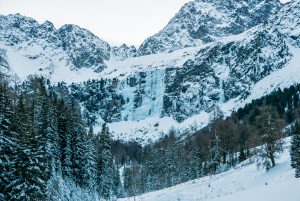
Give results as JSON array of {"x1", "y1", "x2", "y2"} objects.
[
  {"x1": 111, "y1": 43, "x2": 137, "y2": 61},
  {"x1": 137, "y1": 0, "x2": 282, "y2": 56}
]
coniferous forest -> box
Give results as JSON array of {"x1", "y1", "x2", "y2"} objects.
[
  {"x1": 1, "y1": 74, "x2": 300, "y2": 200},
  {"x1": 2, "y1": 0, "x2": 300, "y2": 199},
  {"x1": 0, "y1": 76, "x2": 121, "y2": 200},
  {"x1": 119, "y1": 85, "x2": 300, "y2": 196}
]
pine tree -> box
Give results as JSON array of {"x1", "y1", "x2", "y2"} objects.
[
  {"x1": 290, "y1": 121, "x2": 300, "y2": 178},
  {"x1": 141, "y1": 146, "x2": 160, "y2": 193},
  {"x1": 113, "y1": 163, "x2": 122, "y2": 198},
  {"x1": 82, "y1": 126, "x2": 97, "y2": 190},
  {"x1": 163, "y1": 132, "x2": 179, "y2": 187},
  {"x1": 185, "y1": 143, "x2": 203, "y2": 181},
  {"x1": 238, "y1": 125, "x2": 250, "y2": 162},
  {"x1": 67, "y1": 99, "x2": 86, "y2": 186},
  {"x1": 207, "y1": 134, "x2": 221, "y2": 174},
  {"x1": 96, "y1": 123, "x2": 116, "y2": 199},
  {"x1": 0, "y1": 83, "x2": 15, "y2": 200},
  {"x1": 47, "y1": 93, "x2": 61, "y2": 174},
  {"x1": 256, "y1": 106, "x2": 284, "y2": 171},
  {"x1": 57, "y1": 99, "x2": 72, "y2": 178},
  {"x1": 8, "y1": 92, "x2": 48, "y2": 200}
]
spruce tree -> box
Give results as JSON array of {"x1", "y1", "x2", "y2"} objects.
[
  {"x1": 0, "y1": 84, "x2": 15, "y2": 200},
  {"x1": 207, "y1": 134, "x2": 221, "y2": 174},
  {"x1": 96, "y1": 123, "x2": 116, "y2": 199},
  {"x1": 290, "y1": 121, "x2": 300, "y2": 177},
  {"x1": 8, "y1": 92, "x2": 48, "y2": 200},
  {"x1": 256, "y1": 106, "x2": 284, "y2": 171},
  {"x1": 57, "y1": 99, "x2": 72, "y2": 178},
  {"x1": 67, "y1": 99, "x2": 86, "y2": 186},
  {"x1": 47, "y1": 93, "x2": 61, "y2": 174},
  {"x1": 82, "y1": 126, "x2": 97, "y2": 190}
]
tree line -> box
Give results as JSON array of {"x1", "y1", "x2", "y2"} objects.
[
  {"x1": 121, "y1": 84, "x2": 300, "y2": 196},
  {"x1": 0, "y1": 76, "x2": 121, "y2": 201},
  {"x1": 1, "y1": 75, "x2": 300, "y2": 200}
]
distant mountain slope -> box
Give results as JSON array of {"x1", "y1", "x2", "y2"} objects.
[
  {"x1": 0, "y1": 14, "x2": 110, "y2": 73},
  {"x1": 137, "y1": 0, "x2": 282, "y2": 56},
  {"x1": 99, "y1": 0, "x2": 300, "y2": 144},
  {"x1": 111, "y1": 44, "x2": 137, "y2": 61},
  {"x1": 57, "y1": 24, "x2": 110, "y2": 71}
]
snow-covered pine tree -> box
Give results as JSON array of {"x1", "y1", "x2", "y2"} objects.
[
  {"x1": 140, "y1": 146, "x2": 160, "y2": 193},
  {"x1": 206, "y1": 134, "x2": 221, "y2": 174},
  {"x1": 113, "y1": 162, "x2": 122, "y2": 198},
  {"x1": 185, "y1": 142, "x2": 203, "y2": 181},
  {"x1": 255, "y1": 106, "x2": 284, "y2": 171},
  {"x1": 38, "y1": 79, "x2": 55, "y2": 181},
  {"x1": 290, "y1": 121, "x2": 300, "y2": 177},
  {"x1": 57, "y1": 99, "x2": 73, "y2": 179},
  {"x1": 82, "y1": 126, "x2": 97, "y2": 190},
  {"x1": 0, "y1": 83, "x2": 13, "y2": 135},
  {"x1": 46, "y1": 91, "x2": 61, "y2": 174},
  {"x1": 8, "y1": 91, "x2": 48, "y2": 200},
  {"x1": 96, "y1": 123, "x2": 116, "y2": 199},
  {"x1": 206, "y1": 104, "x2": 223, "y2": 174},
  {"x1": 67, "y1": 98, "x2": 87, "y2": 187},
  {"x1": 0, "y1": 83, "x2": 15, "y2": 200},
  {"x1": 163, "y1": 131, "x2": 179, "y2": 187}
]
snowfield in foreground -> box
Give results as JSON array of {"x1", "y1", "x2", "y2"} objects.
[{"x1": 119, "y1": 139, "x2": 300, "y2": 201}]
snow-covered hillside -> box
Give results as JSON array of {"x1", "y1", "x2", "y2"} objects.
[
  {"x1": 119, "y1": 139, "x2": 300, "y2": 201},
  {"x1": 104, "y1": 46, "x2": 300, "y2": 145}
]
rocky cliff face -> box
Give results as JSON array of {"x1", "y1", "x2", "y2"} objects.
[
  {"x1": 111, "y1": 44, "x2": 137, "y2": 61},
  {"x1": 69, "y1": 0, "x2": 300, "y2": 126},
  {"x1": 163, "y1": 29, "x2": 291, "y2": 122},
  {"x1": 57, "y1": 24, "x2": 110, "y2": 72},
  {"x1": 137, "y1": 0, "x2": 282, "y2": 56},
  {"x1": 1, "y1": 0, "x2": 300, "y2": 143},
  {"x1": 0, "y1": 14, "x2": 111, "y2": 72}
]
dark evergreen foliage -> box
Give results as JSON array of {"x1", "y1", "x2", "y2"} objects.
[
  {"x1": 290, "y1": 121, "x2": 300, "y2": 178},
  {"x1": 0, "y1": 76, "x2": 121, "y2": 200},
  {"x1": 121, "y1": 84, "x2": 300, "y2": 196}
]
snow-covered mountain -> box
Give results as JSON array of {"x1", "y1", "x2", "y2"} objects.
[
  {"x1": 111, "y1": 44, "x2": 137, "y2": 61},
  {"x1": 1, "y1": 0, "x2": 300, "y2": 144},
  {"x1": 137, "y1": 0, "x2": 282, "y2": 56},
  {"x1": 57, "y1": 24, "x2": 110, "y2": 72},
  {"x1": 0, "y1": 13, "x2": 110, "y2": 75},
  {"x1": 81, "y1": 0, "x2": 300, "y2": 144}
]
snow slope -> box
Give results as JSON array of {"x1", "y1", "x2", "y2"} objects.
[
  {"x1": 103, "y1": 45, "x2": 300, "y2": 146},
  {"x1": 119, "y1": 139, "x2": 300, "y2": 201}
]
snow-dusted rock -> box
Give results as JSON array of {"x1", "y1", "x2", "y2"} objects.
[
  {"x1": 1, "y1": 0, "x2": 300, "y2": 144},
  {"x1": 111, "y1": 44, "x2": 137, "y2": 61},
  {"x1": 0, "y1": 14, "x2": 111, "y2": 73},
  {"x1": 137, "y1": 0, "x2": 282, "y2": 56}
]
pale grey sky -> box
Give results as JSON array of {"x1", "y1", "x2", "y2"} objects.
[
  {"x1": 0, "y1": 0, "x2": 291, "y2": 46},
  {"x1": 0, "y1": 0, "x2": 191, "y2": 46}
]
